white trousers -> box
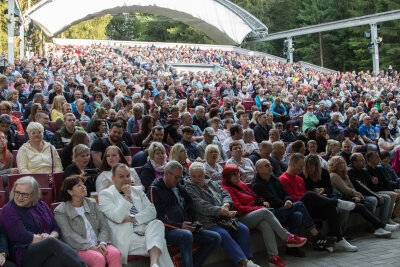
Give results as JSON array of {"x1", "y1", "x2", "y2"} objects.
[{"x1": 128, "y1": 220, "x2": 174, "y2": 267}]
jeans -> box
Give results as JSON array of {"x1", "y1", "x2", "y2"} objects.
[
  {"x1": 364, "y1": 194, "x2": 391, "y2": 223},
  {"x1": 165, "y1": 229, "x2": 221, "y2": 267},
  {"x1": 274, "y1": 201, "x2": 316, "y2": 234},
  {"x1": 208, "y1": 222, "x2": 252, "y2": 265}
]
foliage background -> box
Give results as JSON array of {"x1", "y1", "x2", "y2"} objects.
[{"x1": 1, "y1": 0, "x2": 400, "y2": 71}]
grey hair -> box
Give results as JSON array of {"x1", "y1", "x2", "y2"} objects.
[
  {"x1": 148, "y1": 142, "x2": 166, "y2": 160},
  {"x1": 132, "y1": 93, "x2": 141, "y2": 101},
  {"x1": 72, "y1": 144, "x2": 90, "y2": 162},
  {"x1": 26, "y1": 122, "x2": 44, "y2": 133},
  {"x1": 331, "y1": 112, "x2": 340, "y2": 118},
  {"x1": 195, "y1": 105, "x2": 205, "y2": 112},
  {"x1": 189, "y1": 161, "x2": 205, "y2": 173},
  {"x1": 0, "y1": 114, "x2": 11, "y2": 125},
  {"x1": 204, "y1": 144, "x2": 220, "y2": 162},
  {"x1": 349, "y1": 116, "x2": 358, "y2": 123},
  {"x1": 164, "y1": 160, "x2": 183, "y2": 173},
  {"x1": 6, "y1": 89, "x2": 18, "y2": 101},
  {"x1": 133, "y1": 103, "x2": 144, "y2": 113},
  {"x1": 10, "y1": 176, "x2": 41, "y2": 206},
  {"x1": 75, "y1": 99, "x2": 85, "y2": 106},
  {"x1": 33, "y1": 93, "x2": 44, "y2": 102}
]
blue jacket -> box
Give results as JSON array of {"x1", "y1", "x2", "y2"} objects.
[
  {"x1": 127, "y1": 115, "x2": 143, "y2": 134},
  {"x1": 148, "y1": 178, "x2": 195, "y2": 230},
  {"x1": 270, "y1": 103, "x2": 287, "y2": 116},
  {"x1": 138, "y1": 161, "x2": 156, "y2": 192}
]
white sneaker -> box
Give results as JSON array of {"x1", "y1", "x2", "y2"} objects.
[
  {"x1": 335, "y1": 239, "x2": 358, "y2": 252},
  {"x1": 151, "y1": 264, "x2": 160, "y2": 267},
  {"x1": 337, "y1": 199, "x2": 355, "y2": 211},
  {"x1": 388, "y1": 219, "x2": 400, "y2": 226},
  {"x1": 246, "y1": 260, "x2": 261, "y2": 267},
  {"x1": 392, "y1": 217, "x2": 400, "y2": 224},
  {"x1": 374, "y1": 228, "x2": 392, "y2": 238},
  {"x1": 384, "y1": 223, "x2": 400, "y2": 232}
]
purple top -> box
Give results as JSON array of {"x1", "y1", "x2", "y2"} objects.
[
  {"x1": 0, "y1": 200, "x2": 61, "y2": 266},
  {"x1": 155, "y1": 170, "x2": 164, "y2": 179}
]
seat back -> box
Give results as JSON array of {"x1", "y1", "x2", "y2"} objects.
[
  {"x1": 49, "y1": 121, "x2": 57, "y2": 133},
  {"x1": 53, "y1": 172, "x2": 64, "y2": 201},
  {"x1": 7, "y1": 173, "x2": 50, "y2": 191},
  {"x1": 129, "y1": 147, "x2": 142, "y2": 157},
  {"x1": 131, "y1": 133, "x2": 138, "y2": 146},
  {"x1": 12, "y1": 111, "x2": 21, "y2": 119},
  {"x1": 18, "y1": 134, "x2": 25, "y2": 145},
  {"x1": 0, "y1": 191, "x2": 6, "y2": 208},
  {"x1": 12, "y1": 150, "x2": 18, "y2": 168},
  {"x1": 50, "y1": 202, "x2": 62, "y2": 215}
]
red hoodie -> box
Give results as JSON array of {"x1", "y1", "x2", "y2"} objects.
[
  {"x1": 222, "y1": 182, "x2": 264, "y2": 217},
  {"x1": 279, "y1": 172, "x2": 306, "y2": 202}
]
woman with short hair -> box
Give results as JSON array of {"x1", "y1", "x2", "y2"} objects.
[
  {"x1": 204, "y1": 145, "x2": 224, "y2": 182},
  {"x1": 226, "y1": 141, "x2": 255, "y2": 183},
  {"x1": 54, "y1": 176, "x2": 122, "y2": 267},
  {"x1": 73, "y1": 99, "x2": 91, "y2": 122},
  {"x1": 60, "y1": 130, "x2": 89, "y2": 169},
  {"x1": 0, "y1": 176, "x2": 86, "y2": 267},
  {"x1": 17, "y1": 122, "x2": 62, "y2": 175},
  {"x1": 88, "y1": 119, "x2": 107, "y2": 148},
  {"x1": 138, "y1": 142, "x2": 167, "y2": 192}
]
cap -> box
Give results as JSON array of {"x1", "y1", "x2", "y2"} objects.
[{"x1": 204, "y1": 127, "x2": 216, "y2": 136}]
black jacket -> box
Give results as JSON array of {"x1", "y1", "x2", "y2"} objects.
[
  {"x1": 366, "y1": 165, "x2": 392, "y2": 192},
  {"x1": 251, "y1": 174, "x2": 293, "y2": 209},
  {"x1": 253, "y1": 124, "x2": 270, "y2": 143},
  {"x1": 139, "y1": 161, "x2": 156, "y2": 192},
  {"x1": 328, "y1": 120, "x2": 342, "y2": 140},
  {"x1": 63, "y1": 163, "x2": 96, "y2": 195},
  {"x1": 281, "y1": 130, "x2": 297, "y2": 143},
  {"x1": 147, "y1": 178, "x2": 195, "y2": 231},
  {"x1": 347, "y1": 165, "x2": 380, "y2": 200},
  {"x1": 299, "y1": 168, "x2": 333, "y2": 198}
]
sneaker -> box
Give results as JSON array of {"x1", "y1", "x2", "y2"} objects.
[
  {"x1": 268, "y1": 256, "x2": 286, "y2": 267},
  {"x1": 286, "y1": 247, "x2": 306, "y2": 257},
  {"x1": 246, "y1": 260, "x2": 261, "y2": 267},
  {"x1": 312, "y1": 235, "x2": 337, "y2": 250},
  {"x1": 337, "y1": 199, "x2": 356, "y2": 211},
  {"x1": 374, "y1": 228, "x2": 392, "y2": 238},
  {"x1": 335, "y1": 239, "x2": 358, "y2": 252},
  {"x1": 388, "y1": 219, "x2": 400, "y2": 226},
  {"x1": 151, "y1": 265, "x2": 160, "y2": 267},
  {"x1": 384, "y1": 223, "x2": 400, "y2": 232},
  {"x1": 286, "y1": 234, "x2": 307, "y2": 248}
]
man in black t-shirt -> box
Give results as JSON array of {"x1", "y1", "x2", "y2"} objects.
[
  {"x1": 90, "y1": 122, "x2": 131, "y2": 168},
  {"x1": 343, "y1": 117, "x2": 367, "y2": 152}
]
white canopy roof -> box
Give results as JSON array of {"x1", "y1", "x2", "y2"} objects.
[{"x1": 24, "y1": 0, "x2": 268, "y2": 45}]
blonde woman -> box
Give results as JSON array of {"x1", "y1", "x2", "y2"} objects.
[
  {"x1": 326, "y1": 139, "x2": 341, "y2": 161},
  {"x1": 177, "y1": 99, "x2": 187, "y2": 116},
  {"x1": 169, "y1": 143, "x2": 191, "y2": 179},
  {"x1": 249, "y1": 111, "x2": 260, "y2": 129},
  {"x1": 51, "y1": 95, "x2": 66, "y2": 121},
  {"x1": 243, "y1": 129, "x2": 258, "y2": 155},
  {"x1": 138, "y1": 142, "x2": 167, "y2": 192},
  {"x1": 204, "y1": 144, "x2": 223, "y2": 181}
]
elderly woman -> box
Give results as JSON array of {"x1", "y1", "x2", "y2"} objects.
[
  {"x1": 302, "y1": 105, "x2": 319, "y2": 132},
  {"x1": 54, "y1": 176, "x2": 122, "y2": 267},
  {"x1": 0, "y1": 176, "x2": 86, "y2": 267},
  {"x1": 210, "y1": 117, "x2": 227, "y2": 143},
  {"x1": 270, "y1": 141, "x2": 288, "y2": 177},
  {"x1": 17, "y1": 122, "x2": 62, "y2": 175},
  {"x1": 63, "y1": 144, "x2": 96, "y2": 194},
  {"x1": 328, "y1": 112, "x2": 344, "y2": 140},
  {"x1": 204, "y1": 145, "x2": 224, "y2": 182},
  {"x1": 329, "y1": 156, "x2": 399, "y2": 238},
  {"x1": 270, "y1": 97, "x2": 288, "y2": 124},
  {"x1": 221, "y1": 164, "x2": 307, "y2": 266},
  {"x1": 0, "y1": 101, "x2": 24, "y2": 134},
  {"x1": 96, "y1": 146, "x2": 141, "y2": 192},
  {"x1": 50, "y1": 95, "x2": 65, "y2": 122},
  {"x1": 226, "y1": 141, "x2": 255, "y2": 183},
  {"x1": 88, "y1": 119, "x2": 107, "y2": 148},
  {"x1": 6, "y1": 89, "x2": 23, "y2": 113},
  {"x1": 169, "y1": 143, "x2": 191, "y2": 179},
  {"x1": 185, "y1": 163, "x2": 260, "y2": 267},
  {"x1": 73, "y1": 99, "x2": 91, "y2": 122},
  {"x1": 243, "y1": 129, "x2": 258, "y2": 155},
  {"x1": 138, "y1": 142, "x2": 167, "y2": 192}
]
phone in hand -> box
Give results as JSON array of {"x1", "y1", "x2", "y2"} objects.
[{"x1": 191, "y1": 223, "x2": 203, "y2": 231}]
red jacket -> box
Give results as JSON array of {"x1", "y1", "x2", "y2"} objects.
[
  {"x1": 222, "y1": 182, "x2": 264, "y2": 217},
  {"x1": 279, "y1": 172, "x2": 306, "y2": 202}
]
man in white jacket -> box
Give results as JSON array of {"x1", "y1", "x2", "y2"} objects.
[{"x1": 99, "y1": 163, "x2": 173, "y2": 267}]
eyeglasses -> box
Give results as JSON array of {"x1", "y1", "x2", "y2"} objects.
[
  {"x1": 29, "y1": 131, "x2": 43, "y2": 135},
  {"x1": 14, "y1": 191, "x2": 31, "y2": 198}
]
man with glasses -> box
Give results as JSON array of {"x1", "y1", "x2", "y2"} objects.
[{"x1": 148, "y1": 161, "x2": 221, "y2": 267}]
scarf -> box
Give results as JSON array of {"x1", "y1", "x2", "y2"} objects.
[
  {"x1": 11, "y1": 200, "x2": 41, "y2": 234},
  {"x1": 150, "y1": 159, "x2": 167, "y2": 173}
]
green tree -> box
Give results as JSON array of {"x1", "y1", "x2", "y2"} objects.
[
  {"x1": 61, "y1": 16, "x2": 112, "y2": 40},
  {"x1": 106, "y1": 14, "x2": 136, "y2": 41}
]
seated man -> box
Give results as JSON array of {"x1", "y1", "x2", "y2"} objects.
[
  {"x1": 180, "y1": 126, "x2": 201, "y2": 162},
  {"x1": 23, "y1": 111, "x2": 56, "y2": 146},
  {"x1": 198, "y1": 127, "x2": 226, "y2": 162},
  {"x1": 99, "y1": 163, "x2": 174, "y2": 267},
  {"x1": 55, "y1": 113, "x2": 77, "y2": 148},
  {"x1": 149, "y1": 161, "x2": 221, "y2": 267},
  {"x1": 251, "y1": 158, "x2": 345, "y2": 255}
]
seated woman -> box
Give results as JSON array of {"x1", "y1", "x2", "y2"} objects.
[
  {"x1": 88, "y1": 119, "x2": 107, "y2": 148},
  {"x1": 378, "y1": 126, "x2": 400, "y2": 159},
  {"x1": 136, "y1": 115, "x2": 154, "y2": 147},
  {"x1": 85, "y1": 107, "x2": 109, "y2": 133},
  {"x1": 325, "y1": 139, "x2": 341, "y2": 161},
  {"x1": 204, "y1": 145, "x2": 224, "y2": 182},
  {"x1": 242, "y1": 129, "x2": 258, "y2": 155},
  {"x1": 0, "y1": 176, "x2": 86, "y2": 267},
  {"x1": 54, "y1": 176, "x2": 122, "y2": 267},
  {"x1": 379, "y1": 151, "x2": 400, "y2": 190},
  {"x1": 0, "y1": 131, "x2": 18, "y2": 175},
  {"x1": 270, "y1": 97, "x2": 288, "y2": 124},
  {"x1": 138, "y1": 142, "x2": 167, "y2": 192},
  {"x1": 73, "y1": 99, "x2": 91, "y2": 122},
  {"x1": 185, "y1": 163, "x2": 260, "y2": 267},
  {"x1": 328, "y1": 112, "x2": 344, "y2": 140},
  {"x1": 166, "y1": 105, "x2": 181, "y2": 125},
  {"x1": 226, "y1": 141, "x2": 255, "y2": 183},
  {"x1": 316, "y1": 126, "x2": 329, "y2": 154},
  {"x1": 96, "y1": 146, "x2": 141, "y2": 192},
  {"x1": 63, "y1": 144, "x2": 96, "y2": 195},
  {"x1": 17, "y1": 122, "x2": 62, "y2": 175},
  {"x1": 0, "y1": 101, "x2": 24, "y2": 134},
  {"x1": 221, "y1": 164, "x2": 307, "y2": 266},
  {"x1": 22, "y1": 103, "x2": 41, "y2": 129},
  {"x1": 89, "y1": 92, "x2": 103, "y2": 116},
  {"x1": 50, "y1": 95, "x2": 65, "y2": 122},
  {"x1": 168, "y1": 143, "x2": 191, "y2": 180},
  {"x1": 6, "y1": 89, "x2": 23, "y2": 113},
  {"x1": 329, "y1": 156, "x2": 399, "y2": 238},
  {"x1": 0, "y1": 224, "x2": 17, "y2": 267},
  {"x1": 60, "y1": 130, "x2": 89, "y2": 169}
]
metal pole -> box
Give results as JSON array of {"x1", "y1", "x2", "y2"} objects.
[
  {"x1": 19, "y1": 25, "x2": 24, "y2": 60},
  {"x1": 370, "y1": 23, "x2": 379, "y2": 74},
  {"x1": 287, "y1": 37, "x2": 293, "y2": 64},
  {"x1": 7, "y1": 0, "x2": 15, "y2": 64}
]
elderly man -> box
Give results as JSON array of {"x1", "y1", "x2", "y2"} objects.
[
  {"x1": 315, "y1": 102, "x2": 330, "y2": 125},
  {"x1": 222, "y1": 123, "x2": 247, "y2": 157},
  {"x1": 180, "y1": 112, "x2": 203, "y2": 142},
  {"x1": 198, "y1": 127, "x2": 226, "y2": 162},
  {"x1": 127, "y1": 103, "x2": 144, "y2": 134},
  {"x1": 192, "y1": 106, "x2": 208, "y2": 131},
  {"x1": 358, "y1": 116, "x2": 377, "y2": 151},
  {"x1": 148, "y1": 161, "x2": 221, "y2": 267},
  {"x1": 99, "y1": 163, "x2": 174, "y2": 266},
  {"x1": 289, "y1": 102, "x2": 305, "y2": 126},
  {"x1": 23, "y1": 93, "x2": 50, "y2": 120}
]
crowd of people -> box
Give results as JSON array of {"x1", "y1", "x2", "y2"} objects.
[{"x1": 0, "y1": 42, "x2": 399, "y2": 267}]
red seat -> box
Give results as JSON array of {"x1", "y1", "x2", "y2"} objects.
[
  {"x1": 131, "y1": 133, "x2": 138, "y2": 146},
  {"x1": 80, "y1": 121, "x2": 88, "y2": 129},
  {"x1": 134, "y1": 167, "x2": 142, "y2": 174},
  {"x1": 127, "y1": 255, "x2": 145, "y2": 262},
  {"x1": 56, "y1": 149, "x2": 62, "y2": 156},
  {"x1": 12, "y1": 111, "x2": 21, "y2": 119},
  {"x1": 129, "y1": 147, "x2": 142, "y2": 157},
  {"x1": 53, "y1": 172, "x2": 64, "y2": 201},
  {"x1": 50, "y1": 202, "x2": 62, "y2": 215},
  {"x1": 12, "y1": 150, "x2": 18, "y2": 168},
  {"x1": 41, "y1": 188, "x2": 53, "y2": 206},
  {"x1": 243, "y1": 101, "x2": 254, "y2": 112},
  {"x1": 18, "y1": 134, "x2": 25, "y2": 145},
  {"x1": 0, "y1": 191, "x2": 6, "y2": 208},
  {"x1": 8, "y1": 173, "x2": 50, "y2": 190},
  {"x1": 49, "y1": 121, "x2": 57, "y2": 133}
]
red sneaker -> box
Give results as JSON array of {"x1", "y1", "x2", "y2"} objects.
[
  {"x1": 286, "y1": 234, "x2": 307, "y2": 248},
  {"x1": 268, "y1": 256, "x2": 286, "y2": 267}
]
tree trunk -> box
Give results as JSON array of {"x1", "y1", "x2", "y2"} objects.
[{"x1": 319, "y1": 32, "x2": 324, "y2": 67}]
